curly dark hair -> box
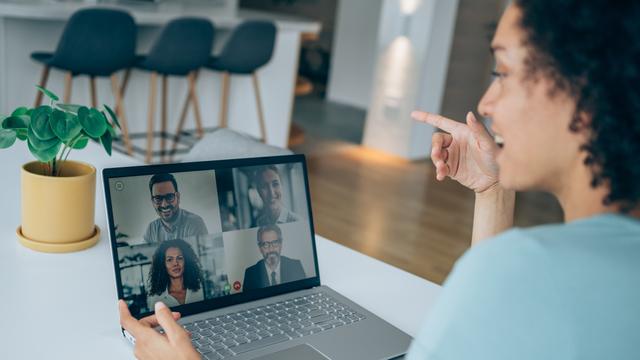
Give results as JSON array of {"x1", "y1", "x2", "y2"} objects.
[
  {"x1": 148, "y1": 239, "x2": 203, "y2": 296},
  {"x1": 515, "y1": 0, "x2": 640, "y2": 211}
]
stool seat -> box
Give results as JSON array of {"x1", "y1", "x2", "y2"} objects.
[
  {"x1": 202, "y1": 20, "x2": 276, "y2": 143},
  {"x1": 29, "y1": 8, "x2": 136, "y2": 77},
  {"x1": 136, "y1": 55, "x2": 202, "y2": 77},
  {"x1": 31, "y1": 50, "x2": 135, "y2": 77},
  {"x1": 207, "y1": 56, "x2": 254, "y2": 75},
  {"x1": 30, "y1": 52, "x2": 53, "y2": 64},
  {"x1": 135, "y1": 18, "x2": 214, "y2": 77},
  {"x1": 29, "y1": 8, "x2": 136, "y2": 155},
  {"x1": 133, "y1": 17, "x2": 215, "y2": 163},
  {"x1": 205, "y1": 20, "x2": 276, "y2": 75}
]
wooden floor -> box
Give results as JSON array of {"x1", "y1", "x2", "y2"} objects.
[{"x1": 294, "y1": 140, "x2": 564, "y2": 285}]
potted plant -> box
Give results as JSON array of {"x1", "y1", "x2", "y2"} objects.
[{"x1": 0, "y1": 86, "x2": 120, "y2": 253}]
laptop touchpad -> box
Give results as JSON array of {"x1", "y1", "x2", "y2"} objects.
[{"x1": 252, "y1": 344, "x2": 331, "y2": 360}]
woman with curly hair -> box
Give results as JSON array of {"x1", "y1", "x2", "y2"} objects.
[
  {"x1": 120, "y1": 1, "x2": 640, "y2": 358},
  {"x1": 407, "y1": 1, "x2": 640, "y2": 358},
  {"x1": 147, "y1": 239, "x2": 204, "y2": 308}
]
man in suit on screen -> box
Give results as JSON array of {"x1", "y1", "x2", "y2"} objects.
[{"x1": 242, "y1": 224, "x2": 306, "y2": 291}]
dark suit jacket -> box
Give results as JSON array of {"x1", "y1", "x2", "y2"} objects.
[{"x1": 242, "y1": 256, "x2": 306, "y2": 291}]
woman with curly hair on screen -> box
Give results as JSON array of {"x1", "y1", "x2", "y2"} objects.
[
  {"x1": 120, "y1": 1, "x2": 640, "y2": 359},
  {"x1": 147, "y1": 239, "x2": 204, "y2": 308}
]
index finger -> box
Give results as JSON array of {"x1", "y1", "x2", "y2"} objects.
[
  {"x1": 118, "y1": 300, "x2": 152, "y2": 338},
  {"x1": 411, "y1": 111, "x2": 462, "y2": 133}
]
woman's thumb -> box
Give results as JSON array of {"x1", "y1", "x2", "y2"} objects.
[
  {"x1": 466, "y1": 112, "x2": 494, "y2": 149},
  {"x1": 154, "y1": 302, "x2": 182, "y2": 339}
]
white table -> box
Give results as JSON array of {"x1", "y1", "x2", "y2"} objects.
[{"x1": 0, "y1": 144, "x2": 441, "y2": 359}]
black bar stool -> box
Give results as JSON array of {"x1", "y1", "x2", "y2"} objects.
[
  {"x1": 134, "y1": 17, "x2": 215, "y2": 163},
  {"x1": 202, "y1": 20, "x2": 276, "y2": 143},
  {"x1": 30, "y1": 8, "x2": 137, "y2": 155}
]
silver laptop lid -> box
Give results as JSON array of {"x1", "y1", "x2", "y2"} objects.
[{"x1": 103, "y1": 155, "x2": 320, "y2": 319}]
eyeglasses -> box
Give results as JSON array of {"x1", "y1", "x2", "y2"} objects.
[
  {"x1": 152, "y1": 192, "x2": 176, "y2": 204},
  {"x1": 258, "y1": 239, "x2": 282, "y2": 249}
]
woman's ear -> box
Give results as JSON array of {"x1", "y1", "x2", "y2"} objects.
[{"x1": 569, "y1": 110, "x2": 591, "y2": 133}]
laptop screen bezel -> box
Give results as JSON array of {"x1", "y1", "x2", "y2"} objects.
[{"x1": 103, "y1": 154, "x2": 321, "y2": 319}]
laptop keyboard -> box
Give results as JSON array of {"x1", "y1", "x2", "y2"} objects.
[{"x1": 183, "y1": 292, "x2": 366, "y2": 359}]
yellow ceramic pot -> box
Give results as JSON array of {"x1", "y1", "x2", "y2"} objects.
[{"x1": 17, "y1": 160, "x2": 100, "y2": 253}]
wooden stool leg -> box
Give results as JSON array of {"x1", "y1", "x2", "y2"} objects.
[
  {"x1": 120, "y1": 68, "x2": 131, "y2": 98},
  {"x1": 89, "y1": 76, "x2": 98, "y2": 108},
  {"x1": 171, "y1": 73, "x2": 194, "y2": 159},
  {"x1": 64, "y1": 72, "x2": 73, "y2": 103},
  {"x1": 34, "y1": 66, "x2": 50, "y2": 107},
  {"x1": 190, "y1": 71, "x2": 204, "y2": 138},
  {"x1": 170, "y1": 99, "x2": 190, "y2": 159},
  {"x1": 219, "y1": 72, "x2": 230, "y2": 129},
  {"x1": 252, "y1": 72, "x2": 267, "y2": 143},
  {"x1": 161, "y1": 75, "x2": 168, "y2": 163},
  {"x1": 146, "y1": 72, "x2": 158, "y2": 164},
  {"x1": 110, "y1": 74, "x2": 133, "y2": 155}
]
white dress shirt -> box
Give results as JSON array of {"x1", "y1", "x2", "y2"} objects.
[
  {"x1": 264, "y1": 260, "x2": 281, "y2": 286},
  {"x1": 147, "y1": 286, "x2": 204, "y2": 308}
]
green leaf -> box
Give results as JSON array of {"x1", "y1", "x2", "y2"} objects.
[
  {"x1": 78, "y1": 107, "x2": 107, "y2": 138},
  {"x1": 16, "y1": 129, "x2": 27, "y2": 141},
  {"x1": 35, "y1": 85, "x2": 59, "y2": 102},
  {"x1": 50, "y1": 110, "x2": 81, "y2": 141},
  {"x1": 56, "y1": 103, "x2": 82, "y2": 114},
  {"x1": 100, "y1": 128, "x2": 112, "y2": 156},
  {"x1": 28, "y1": 127, "x2": 60, "y2": 150},
  {"x1": 65, "y1": 135, "x2": 89, "y2": 150},
  {"x1": 106, "y1": 123, "x2": 116, "y2": 138},
  {"x1": 104, "y1": 105, "x2": 121, "y2": 129},
  {"x1": 0, "y1": 129, "x2": 17, "y2": 148},
  {"x1": 28, "y1": 138, "x2": 61, "y2": 162},
  {"x1": 11, "y1": 107, "x2": 29, "y2": 117},
  {"x1": 2, "y1": 115, "x2": 29, "y2": 129},
  {"x1": 31, "y1": 105, "x2": 56, "y2": 140}
]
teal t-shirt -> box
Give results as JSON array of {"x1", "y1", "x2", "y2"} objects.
[{"x1": 407, "y1": 213, "x2": 640, "y2": 360}]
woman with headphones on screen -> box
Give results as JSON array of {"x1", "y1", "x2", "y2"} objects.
[{"x1": 119, "y1": 1, "x2": 640, "y2": 358}]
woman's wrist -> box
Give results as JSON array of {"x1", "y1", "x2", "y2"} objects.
[
  {"x1": 472, "y1": 183, "x2": 516, "y2": 245},
  {"x1": 475, "y1": 182, "x2": 505, "y2": 197}
]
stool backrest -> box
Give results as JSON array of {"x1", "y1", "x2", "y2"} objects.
[
  {"x1": 216, "y1": 20, "x2": 277, "y2": 74},
  {"x1": 145, "y1": 18, "x2": 215, "y2": 75},
  {"x1": 52, "y1": 8, "x2": 136, "y2": 76}
]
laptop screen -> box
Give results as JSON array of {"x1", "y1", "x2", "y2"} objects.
[{"x1": 104, "y1": 156, "x2": 319, "y2": 318}]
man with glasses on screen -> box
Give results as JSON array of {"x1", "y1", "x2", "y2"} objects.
[
  {"x1": 242, "y1": 224, "x2": 306, "y2": 291},
  {"x1": 143, "y1": 173, "x2": 208, "y2": 244}
]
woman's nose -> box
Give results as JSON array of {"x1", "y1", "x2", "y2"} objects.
[{"x1": 477, "y1": 82, "x2": 497, "y2": 118}]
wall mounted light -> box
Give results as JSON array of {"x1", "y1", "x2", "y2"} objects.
[{"x1": 400, "y1": 0, "x2": 421, "y2": 15}]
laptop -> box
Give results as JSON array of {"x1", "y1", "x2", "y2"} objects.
[{"x1": 103, "y1": 154, "x2": 411, "y2": 360}]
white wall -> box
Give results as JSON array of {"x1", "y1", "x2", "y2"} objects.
[
  {"x1": 410, "y1": 0, "x2": 460, "y2": 158},
  {"x1": 327, "y1": 0, "x2": 383, "y2": 109},
  {"x1": 362, "y1": 0, "x2": 459, "y2": 159}
]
